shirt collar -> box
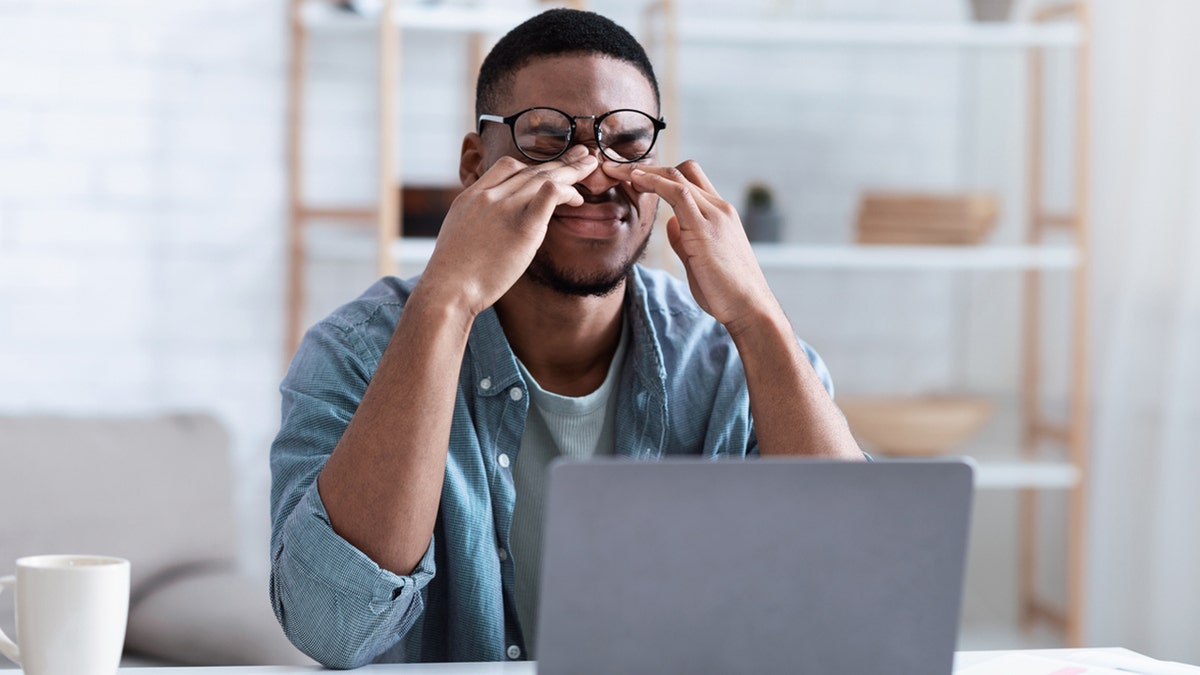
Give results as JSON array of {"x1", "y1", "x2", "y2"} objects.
[
  {"x1": 462, "y1": 265, "x2": 672, "y2": 450},
  {"x1": 466, "y1": 306, "x2": 523, "y2": 397}
]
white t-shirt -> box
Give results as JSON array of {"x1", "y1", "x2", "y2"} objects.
[{"x1": 510, "y1": 319, "x2": 630, "y2": 656}]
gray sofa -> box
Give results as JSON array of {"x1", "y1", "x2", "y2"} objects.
[{"x1": 0, "y1": 414, "x2": 315, "y2": 667}]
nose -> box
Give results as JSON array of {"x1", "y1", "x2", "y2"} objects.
[
  {"x1": 566, "y1": 129, "x2": 618, "y2": 195},
  {"x1": 574, "y1": 146, "x2": 620, "y2": 197}
]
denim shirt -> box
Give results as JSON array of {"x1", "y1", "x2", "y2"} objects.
[{"x1": 269, "y1": 265, "x2": 834, "y2": 668}]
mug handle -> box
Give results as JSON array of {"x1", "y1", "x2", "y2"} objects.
[{"x1": 0, "y1": 575, "x2": 19, "y2": 665}]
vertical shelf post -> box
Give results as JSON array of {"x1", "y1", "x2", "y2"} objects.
[
  {"x1": 285, "y1": 0, "x2": 309, "y2": 363},
  {"x1": 378, "y1": 0, "x2": 400, "y2": 279},
  {"x1": 640, "y1": 0, "x2": 682, "y2": 273},
  {"x1": 1019, "y1": 0, "x2": 1090, "y2": 647}
]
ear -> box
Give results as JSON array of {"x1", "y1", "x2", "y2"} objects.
[{"x1": 460, "y1": 132, "x2": 486, "y2": 187}]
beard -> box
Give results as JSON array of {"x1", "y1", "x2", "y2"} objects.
[{"x1": 524, "y1": 224, "x2": 653, "y2": 298}]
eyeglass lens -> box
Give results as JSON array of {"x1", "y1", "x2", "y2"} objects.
[{"x1": 512, "y1": 108, "x2": 658, "y2": 162}]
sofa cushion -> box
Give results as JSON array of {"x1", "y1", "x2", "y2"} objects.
[
  {"x1": 124, "y1": 568, "x2": 316, "y2": 666},
  {"x1": 0, "y1": 414, "x2": 238, "y2": 642}
]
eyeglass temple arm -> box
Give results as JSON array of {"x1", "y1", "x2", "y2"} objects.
[{"x1": 477, "y1": 114, "x2": 505, "y2": 134}]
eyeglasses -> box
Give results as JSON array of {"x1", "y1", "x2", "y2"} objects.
[{"x1": 477, "y1": 106, "x2": 666, "y2": 164}]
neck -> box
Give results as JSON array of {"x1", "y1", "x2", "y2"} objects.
[{"x1": 495, "y1": 276, "x2": 626, "y2": 397}]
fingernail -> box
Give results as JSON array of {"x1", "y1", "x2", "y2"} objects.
[{"x1": 567, "y1": 145, "x2": 588, "y2": 158}]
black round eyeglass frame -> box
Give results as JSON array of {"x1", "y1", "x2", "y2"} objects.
[{"x1": 477, "y1": 106, "x2": 667, "y2": 164}]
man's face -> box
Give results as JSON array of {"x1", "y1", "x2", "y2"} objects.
[{"x1": 473, "y1": 54, "x2": 661, "y2": 297}]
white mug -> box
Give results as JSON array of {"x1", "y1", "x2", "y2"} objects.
[{"x1": 0, "y1": 555, "x2": 130, "y2": 675}]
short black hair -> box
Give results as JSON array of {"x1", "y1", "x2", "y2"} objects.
[{"x1": 475, "y1": 8, "x2": 660, "y2": 117}]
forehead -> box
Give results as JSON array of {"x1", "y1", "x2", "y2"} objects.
[{"x1": 501, "y1": 53, "x2": 658, "y2": 116}]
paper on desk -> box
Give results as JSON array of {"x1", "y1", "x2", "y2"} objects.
[
  {"x1": 955, "y1": 653, "x2": 1128, "y2": 675},
  {"x1": 956, "y1": 650, "x2": 1200, "y2": 675},
  {"x1": 1057, "y1": 648, "x2": 1200, "y2": 674}
]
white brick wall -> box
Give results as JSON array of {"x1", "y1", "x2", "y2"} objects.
[
  {"x1": 0, "y1": 0, "x2": 286, "y2": 575},
  {"x1": 1, "y1": 0, "x2": 1047, "y2": 589}
]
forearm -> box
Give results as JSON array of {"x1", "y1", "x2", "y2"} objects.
[
  {"x1": 316, "y1": 284, "x2": 475, "y2": 575},
  {"x1": 728, "y1": 305, "x2": 863, "y2": 460}
]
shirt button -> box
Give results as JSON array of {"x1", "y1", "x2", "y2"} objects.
[
  {"x1": 507, "y1": 645, "x2": 521, "y2": 660},
  {"x1": 498, "y1": 548, "x2": 508, "y2": 562},
  {"x1": 480, "y1": 377, "x2": 492, "y2": 390},
  {"x1": 509, "y1": 387, "x2": 523, "y2": 401},
  {"x1": 498, "y1": 453, "x2": 510, "y2": 469}
]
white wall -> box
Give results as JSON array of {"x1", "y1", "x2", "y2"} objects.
[
  {"x1": 1, "y1": 0, "x2": 1071, "y2": 642},
  {"x1": 0, "y1": 0, "x2": 286, "y2": 573}
]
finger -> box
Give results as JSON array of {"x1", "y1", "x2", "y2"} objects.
[
  {"x1": 471, "y1": 155, "x2": 537, "y2": 191},
  {"x1": 511, "y1": 152, "x2": 594, "y2": 206},
  {"x1": 520, "y1": 168, "x2": 590, "y2": 224},
  {"x1": 601, "y1": 161, "x2": 663, "y2": 193},
  {"x1": 665, "y1": 214, "x2": 683, "y2": 257},
  {"x1": 473, "y1": 145, "x2": 597, "y2": 194},
  {"x1": 599, "y1": 161, "x2": 650, "y2": 195},
  {"x1": 515, "y1": 145, "x2": 599, "y2": 189},
  {"x1": 629, "y1": 163, "x2": 734, "y2": 224},
  {"x1": 524, "y1": 178, "x2": 582, "y2": 223},
  {"x1": 627, "y1": 166, "x2": 719, "y2": 220},
  {"x1": 603, "y1": 160, "x2": 718, "y2": 197},
  {"x1": 675, "y1": 159, "x2": 718, "y2": 194}
]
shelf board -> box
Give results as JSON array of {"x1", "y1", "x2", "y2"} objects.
[
  {"x1": 301, "y1": 4, "x2": 1083, "y2": 48},
  {"x1": 972, "y1": 459, "x2": 1079, "y2": 490},
  {"x1": 897, "y1": 439, "x2": 1080, "y2": 490},
  {"x1": 310, "y1": 234, "x2": 1081, "y2": 272},
  {"x1": 300, "y1": 1, "x2": 546, "y2": 33},
  {"x1": 753, "y1": 243, "x2": 1080, "y2": 271},
  {"x1": 674, "y1": 18, "x2": 1084, "y2": 48},
  {"x1": 862, "y1": 456, "x2": 1077, "y2": 490},
  {"x1": 307, "y1": 229, "x2": 436, "y2": 265},
  {"x1": 387, "y1": 236, "x2": 438, "y2": 264}
]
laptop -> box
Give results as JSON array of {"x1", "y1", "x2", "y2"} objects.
[{"x1": 535, "y1": 457, "x2": 974, "y2": 675}]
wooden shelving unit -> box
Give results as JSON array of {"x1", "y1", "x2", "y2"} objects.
[
  {"x1": 286, "y1": 0, "x2": 1091, "y2": 648},
  {"x1": 644, "y1": 0, "x2": 1092, "y2": 646}
]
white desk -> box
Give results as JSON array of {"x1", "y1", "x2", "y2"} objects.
[{"x1": 114, "y1": 648, "x2": 1199, "y2": 674}]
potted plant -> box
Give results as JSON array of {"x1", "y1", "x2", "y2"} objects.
[{"x1": 741, "y1": 182, "x2": 782, "y2": 243}]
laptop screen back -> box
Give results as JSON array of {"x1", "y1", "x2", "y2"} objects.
[{"x1": 536, "y1": 458, "x2": 974, "y2": 675}]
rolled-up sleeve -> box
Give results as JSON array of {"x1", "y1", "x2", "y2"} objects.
[
  {"x1": 271, "y1": 480, "x2": 434, "y2": 668},
  {"x1": 268, "y1": 315, "x2": 435, "y2": 668}
]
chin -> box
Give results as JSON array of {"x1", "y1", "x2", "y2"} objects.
[
  {"x1": 527, "y1": 220, "x2": 652, "y2": 298},
  {"x1": 526, "y1": 249, "x2": 640, "y2": 299},
  {"x1": 525, "y1": 261, "x2": 631, "y2": 298}
]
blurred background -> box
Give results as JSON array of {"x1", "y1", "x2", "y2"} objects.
[{"x1": 1, "y1": 0, "x2": 1197, "y2": 665}]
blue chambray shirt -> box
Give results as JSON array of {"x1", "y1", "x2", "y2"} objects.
[{"x1": 269, "y1": 265, "x2": 835, "y2": 668}]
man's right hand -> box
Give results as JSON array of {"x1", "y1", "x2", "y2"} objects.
[{"x1": 419, "y1": 144, "x2": 599, "y2": 317}]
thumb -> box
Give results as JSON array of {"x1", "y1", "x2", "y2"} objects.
[{"x1": 666, "y1": 215, "x2": 684, "y2": 259}]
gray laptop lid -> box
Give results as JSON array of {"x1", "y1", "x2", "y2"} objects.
[{"x1": 535, "y1": 458, "x2": 974, "y2": 675}]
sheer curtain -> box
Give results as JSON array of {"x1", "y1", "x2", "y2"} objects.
[{"x1": 1086, "y1": 0, "x2": 1200, "y2": 663}]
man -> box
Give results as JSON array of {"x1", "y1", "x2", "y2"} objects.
[{"x1": 270, "y1": 8, "x2": 862, "y2": 668}]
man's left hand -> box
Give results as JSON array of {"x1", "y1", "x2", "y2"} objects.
[{"x1": 603, "y1": 160, "x2": 777, "y2": 336}]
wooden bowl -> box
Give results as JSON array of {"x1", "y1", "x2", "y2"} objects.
[
  {"x1": 855, "y1": 191, "x2": 999, "y2": 245},
  {"x1": 838, "y1": 396, "x2": 994, "y2": 457}
]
